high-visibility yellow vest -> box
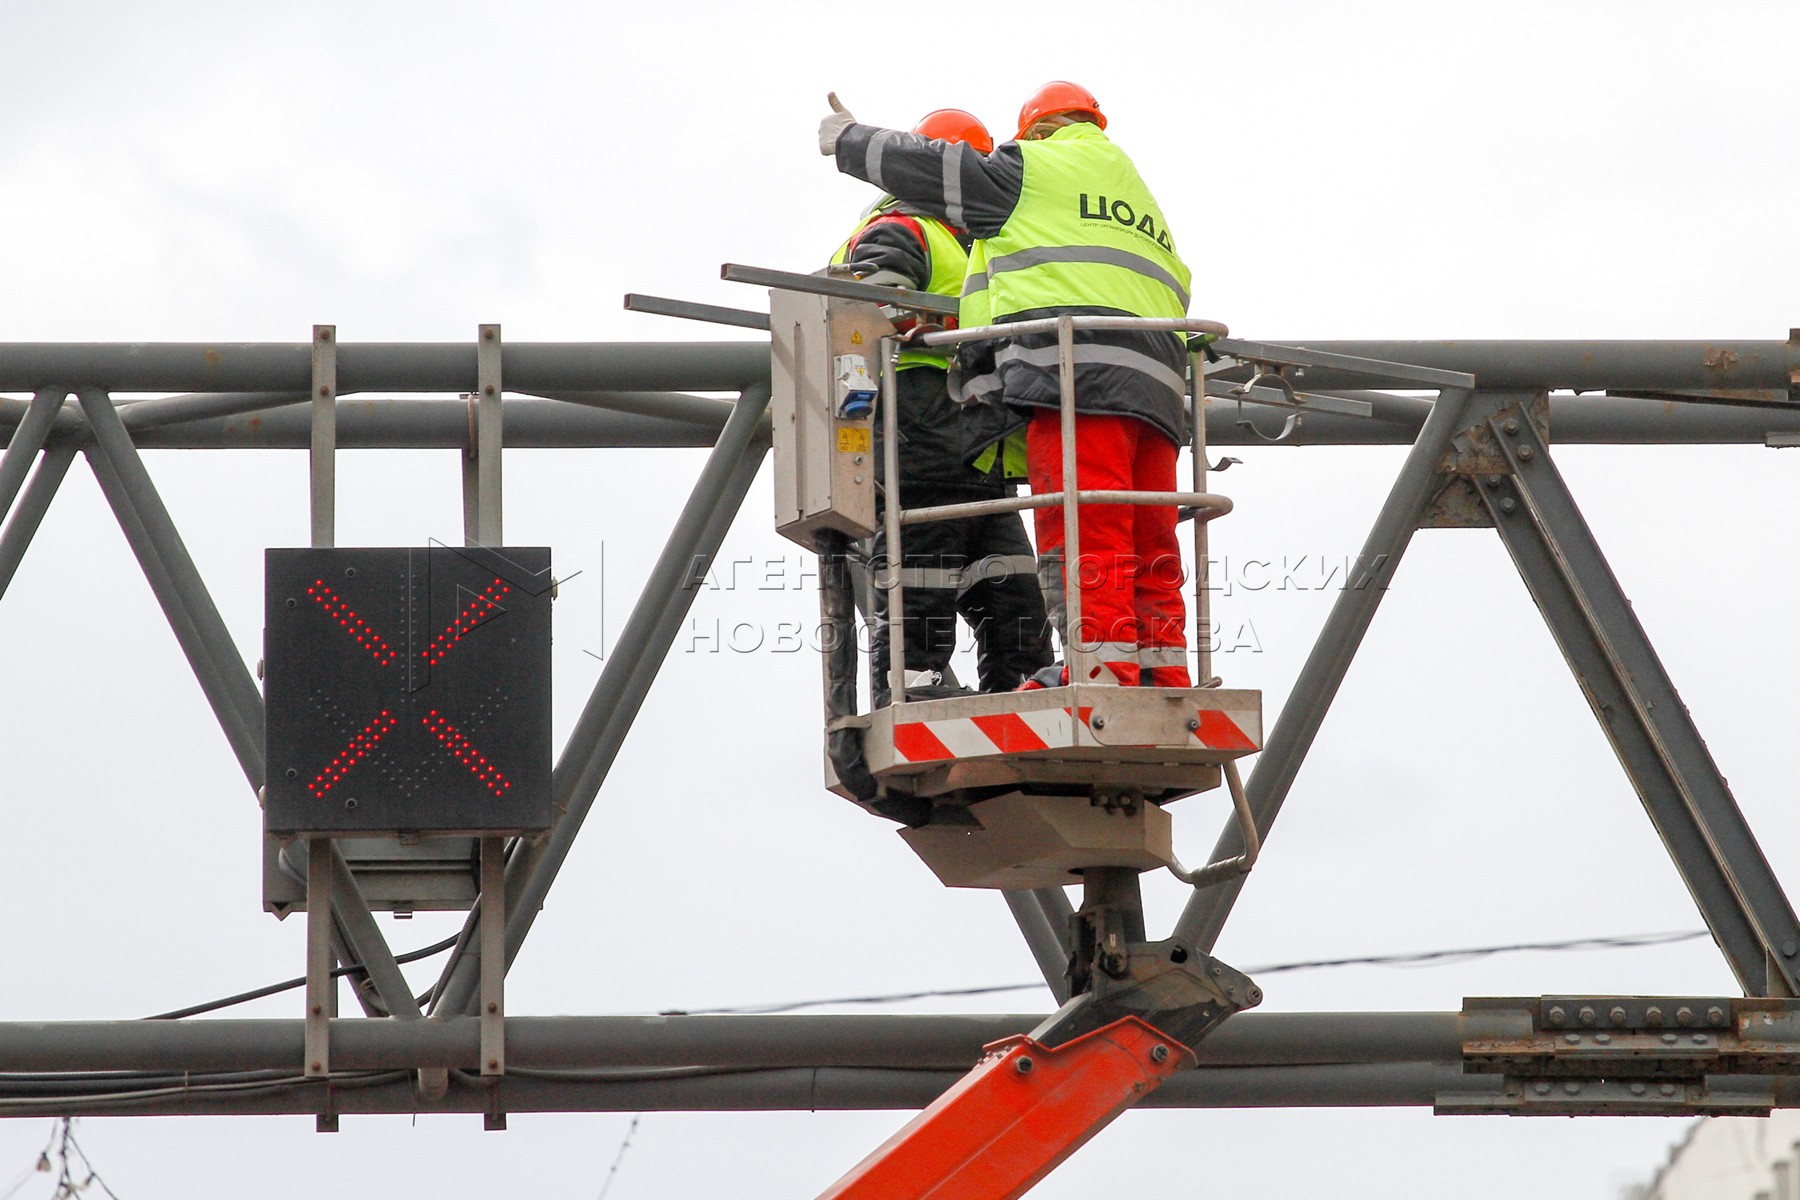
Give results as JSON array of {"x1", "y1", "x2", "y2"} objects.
[
  {"x1": 832, "y1": 199, "x2": 969, "y2": 371},
  {"x1": 959, "y1": 123, "x2": 1190, "y2": 329}
]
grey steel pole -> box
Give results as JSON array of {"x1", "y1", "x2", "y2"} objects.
[
  {"x1": 276, "y1": 842, "x2": 423, "y2": 1021},
  {"x1": 0, "y1": 341, "x2": 772, "y2": 393},
  {"x1": 122, "y1": 398, "x2": 728, "y2": 451},
  {"x1": 0, "y1": 442, "x2": 75, "y2": 603},
  {"x1": 0, "y1": 1062, "x2": 1466, "y2": 1119},
  {"x1": 0, "y1": 1011, "x2": 1465, "y2": 1073},
  {"x1": 539, "y1": 390, "x2": 738, "y2": 427},
  {"x1": 118, "y1": 391, "x2": 308, "y2": 432},
  {"x1": 463, "y1": 323, "x2": 503, "y2": 547},
  {"x1": 21, "y1": 392, "x2": 1800, "y2": 451},
  {"x1": 1191, "y1": 353, "x2": 1212, "y2": 684},
  {"x1": 1172, "y1": 387, "x2": 1477, "y2": 952},
  {"x1": 77, "y1": 389, "x2": 266, "y2": 783},
  {"x1": 1277, "y1": 339, "x2": 1798, "y2": 393},
  {"x1": 0, "y1": 389, "x2": 65, "y2": 524},
  {"x1": 82, "y1": 445, "x2": 265, "y2": 785},
  {"x1": 1001, "y1": 891, "x2": 1073, "y2": 1004},
  {"x1": 310, "y1": 326, "x2": 336, "y2": 548},
  {"x1": 1057, "y1": 316, "x2": 1089, "y2": 680},
  {"x1": 432, "y1": 387, "x2": 773, "y2": 1016}
]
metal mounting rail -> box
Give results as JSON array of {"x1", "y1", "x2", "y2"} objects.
[
  {"x1": 623, "y1": 293, "x2": 771, "y2": 331},
  {"x1": 920, "y1": 314, "x2": 1229, "y2": 345},
  {"x1": 721, "y1": 262, "x2": 958, "y2": 317},
  {"x1": 1210, "y1": 338, "x2": 1477, "y2": 391},
  {"x1": 897, "y1": 489, "x2": 1232, "y2": 526}
]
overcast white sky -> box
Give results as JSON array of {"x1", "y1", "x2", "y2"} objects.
[{"x1": 2, "y1": 0, "x2": 1799, "y2": 1195}]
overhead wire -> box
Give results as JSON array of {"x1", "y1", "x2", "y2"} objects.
[
  {"x1": 595, "y1": 1113, "x2": 641, "y2": 1200},
  {"x1": 52, "y1": 1119, "x2": 121, "y2": 1200},
  {"x1": 145, "y1": 927, "x2": 1710, "y2": 1022},
  {"x1": 144, "y1": 934, "x2": 461, "y2": 1020},
  {"x1": 672, "y1": 929, "x2": 1711, "y2": 1015}
]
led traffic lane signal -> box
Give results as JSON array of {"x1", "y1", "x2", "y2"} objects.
[{"x1": 264, "y1": 546, "x2": 552, "y2": 837}]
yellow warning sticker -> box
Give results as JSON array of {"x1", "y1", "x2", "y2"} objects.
[
  {"x1": 837, "y1": 427, "x2": 871, "y2": 453},
  {"x1": 850, "y1": 331, "x2": 864, "y2": 345}
]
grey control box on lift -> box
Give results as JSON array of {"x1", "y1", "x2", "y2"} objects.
[{"x1": 769, "y1": 291, "x2": 891, "y2": 549}]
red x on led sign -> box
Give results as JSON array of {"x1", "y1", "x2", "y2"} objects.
[{"x1": 264, "y1": 546, "x2": 552, "y2": 837}]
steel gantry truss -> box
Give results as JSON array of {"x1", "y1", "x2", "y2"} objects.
[{"x1": 4, "y1": 331, "x2": 1800, "y2": 1125}]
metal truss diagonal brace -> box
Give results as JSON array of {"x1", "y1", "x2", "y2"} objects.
[
  {"x1": 1477, "y1": 407, "x2": 1800, "y2": 996},
  {"x1": 79, "y1": 388, "x2": 425, "y2": 1020},
  {"x1": 1172, "y1": 386, "x2": 1477, "y2": 953},
  {"x1": 78, "y1": 389, "x2": 266, "y2": 786},
  {"x1": 1004, "y1": 888, "x2": 1075, "y2": 1004},
  {"x1": 0, "y1": 442, "x2": 76, "y2": 603},
  {"x1": 431, "y1": 385, "x2": 773, "y2": 1016},
  {"x1": 0, "y1": 389, "x2": 65, "y2": 524}
]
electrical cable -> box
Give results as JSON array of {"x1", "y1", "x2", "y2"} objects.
[
  {"x1": 596, "y1": 1114, "x2": 640, "y2": 1200},
  {"x1": 144, "y1": 935, "x2": 461, "y2": 1020},
  {"x1": 137, "y1": 926, "x2": 1711, "y2": 1022},
  {"x1": 56, "y1": 1120, "x2": 121, "y2": 1200},
  {"x1": 670, "y1": 928, "x2": 1711, "y2": 1015}
]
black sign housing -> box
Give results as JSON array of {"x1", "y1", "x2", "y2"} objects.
[{"x1": 264, "y1": 546, "x2": 552, "y2": 836}]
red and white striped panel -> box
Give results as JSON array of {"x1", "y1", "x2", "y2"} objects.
[
  {"x1": 891, "y1": 706, "x2": 1090, "y2": 764},
  {"x1": 890, "y1": 704, "x2": 1259, "y2": 764},
  {"x1": 1191, "y1": 708, "x2": 1259, "y2": 752}
]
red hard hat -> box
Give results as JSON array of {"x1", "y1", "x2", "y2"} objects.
[
  {"x1": 1016, "y1": 81, "x2": 1106, "y2": 139},
  {"x1": 913, "y1": 108, "x2": 994, "y2": 155}
]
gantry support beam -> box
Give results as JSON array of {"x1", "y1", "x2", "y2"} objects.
[
  {"x1": 1175, "y1": 384, "x2": 1800, "y2": 997},
  {"x1": 0, "y1": 341, "x2": 770, "y2": 393},
  {"x1": 1172, "y1": 386, "x2": 1477, "y2": 951},
  {"x1": 6, "y1": 1007, "x2": 1800, "y2": 1119},
  {"x1": 5, "y1": 393, "x2": 1800, "y2": 449},
  {"x1": 1471, "y1": 396, "x2": 1800, "y2": 995},
  {"x1": 0, "y1": 1011, "x2": 1457, "y2": 1073}
]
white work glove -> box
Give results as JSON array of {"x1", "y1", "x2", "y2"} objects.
[{"x1": 818, "y1": 92, "x2": 855, "y2": 156}]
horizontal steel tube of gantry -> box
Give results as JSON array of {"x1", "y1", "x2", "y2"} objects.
[
  {"x1": 0, "y1": 1013, "x2": 1463, "y2": 1074},
  {"x1": 0, "y1": 1064, "x2": 1472, "y2": 1118},
  {"x1": 1280, "y1": 340, "x2": 1799, "y2": 393},
  {"x1": 0, "y1": 342, "x2": 770, "y2": 393},
  {"x1": 33, "y1": 397, "x2": 738, "y2": 450},
  {"x1": 6, "y1": 394, "x2": 1800, "y2": 449},
  {"x1": 0, "y1": 337, "x2": 1793, "y2": 398}
]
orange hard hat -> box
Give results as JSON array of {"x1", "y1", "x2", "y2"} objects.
[
  {"x1": 1016, "y1": 81, "x2": 1106, "y2": 139},
  {"x1": 913, "y1": 108, "x2": 994, "y2": 155}
]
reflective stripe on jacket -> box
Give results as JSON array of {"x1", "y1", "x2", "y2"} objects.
[
  {"x1": 959, "y1": 124, "x2": 1189, "y2": 327},
  {"x1": 957, "y1": 123, "x2": 1193, "y2": 444}
]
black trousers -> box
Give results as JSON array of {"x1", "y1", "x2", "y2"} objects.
[{"x1": 867, "y1": 485, "x2": 1052, "y2": 706}]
